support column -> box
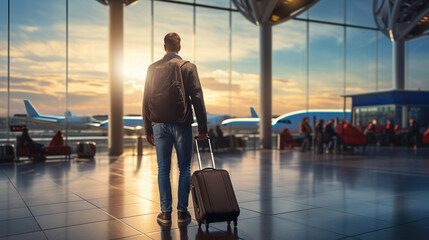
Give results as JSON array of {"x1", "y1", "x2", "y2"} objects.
[
  {"x1": 260, "y1": 22, "x2": 272, "y2": 149},
  {"x1": 401, "y1": 106, "x2": 408, "y2": 129},
  {"x1": 393, "y1": 38, "x2": 405, "y2": 90},
  {"x1": 108, "y1": 0, "x2": 124, "y2": 156}
]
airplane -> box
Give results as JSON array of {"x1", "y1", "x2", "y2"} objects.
[
  {"x1": 221, "y1": 109, "x2": 351, "y2": 135},
  {"x1": 23, "y1": 99, "x2": 230, "y2": 133},
  {"x1": 93, "y1": 112, "x2": 230, "y2": 132},
  {"x1": 23, "y1": 100, "x2": 99, "y2": 130}
]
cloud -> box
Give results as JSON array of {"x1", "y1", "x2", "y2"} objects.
[
  {"x1": 200, "y1": 77, "x2": 240, "y2": 92},
  {"x1": 19, "y1": 26, "x2": 40, "y2": 33}
]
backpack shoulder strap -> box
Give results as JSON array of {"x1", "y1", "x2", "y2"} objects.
[{"x1": 169, "y1": 58, "x2": 189, "y2": 68}]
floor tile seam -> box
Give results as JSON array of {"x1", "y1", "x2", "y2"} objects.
[
  {"x1": 25, "y1": 198, "x2": 85, "y2": 208},
  {"x1": 112, "y1": 232, "x2": 152, "y2": 240},
  {"x1": 319, "y1": 205, "x2": 425, "y2": 224},
  {"x1": 239, "y1": 205, "x2": 319, "y2": 216},
  {"x1": 38, "y1": 218, "x2": 129, "y2": 231},
  {"x1": 315, "y1": 162, "x2": 429, "y2": 178},
  {"x1": 346, "y1": 221, "x2": 422, "y2": 239},
  {"x1": 1, "y1": 170, "x2": 49, "y2": 240},
  {"x1": 0, "y1": 229, "x2": 46, "y2": 239},
  {"x1": 27, "y1": 205, "x2": 99, "y2": 218},
  {"x1": 69, "y1": 174, "x2": 161, "y2": 205},
  {"x1": 67, "y1": 191, "x2": 153, "y2": 239},
  {"x1": 268, "y1": 213, "x2": 350, "y2": 238}
]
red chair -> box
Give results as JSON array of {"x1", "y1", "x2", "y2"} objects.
[
  {"x1": 16, "y1": 136, "x2": 71, "y2": 161},
  {"x1": 279, "y1": 132, "x2": 300, "y2": 149},
  {"x1": 423, "y1": 129, "x2": 429, "y2": 144},
  {"x1": 45, "y1": 145, "x2": 71, "y2": 160},
  {"x1": 335, "y1": 123, "x2": 367, "y2": 146},
  {"x1": 16, "y1": 136, "x2": 41, "y2": 161}
]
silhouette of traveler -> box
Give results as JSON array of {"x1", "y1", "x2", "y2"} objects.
[
  {"x1": 20, "y1": 127, "x2": 45, "y2": 159},
  {"x1": 315, "y1": 119, "x2": 324, "y2": 154},
  {"x1": 299, "y1": 117, "x2": 312, "y2": 151},
  {"x1": 143, "y1": 32, "x2": 208, "y2": 225},
  {"x1": 408, "y1": 117, "x2": 420, "y2": 150},
  {"x1": 49, "y1": 130, "x2": 64, "y2": 147}
]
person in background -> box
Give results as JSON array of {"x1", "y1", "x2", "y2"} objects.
[
  {"x1": 408, "y1": 117, "x2": 420, "y2": 150},
  {"x1": 299, "y1": 117, "x2": 312, "y2": 151},
  {"x1": 280, "y1": 128, "x2": 294, "y2": 149},
  {"x1": 215, "y1": 125, "x2": 224, "y2": 148},
  {"x1": 324, "y1": 120, "x2": 338, "y2": 153},
  {"x1": 356, "y1": 121, "x2": 365, "y2": 133},
  {"x1": 314, "y1": 120, "x2": 324, "y2": 154},
  {"x1": 20, "y1": 127, "x2": 45, "y2": 158},
  {"x1": 49, "y1": 130, "x2": 64, "y2": 147},
  {"x1": 364, "y1": 121, "x2": 377, "y2": 144},
  {"x1": 385, "y1": 120, "x2": 395, "y2": 146}
]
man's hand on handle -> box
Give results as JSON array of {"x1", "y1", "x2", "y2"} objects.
[
  {"x1": 197, "y1": 133, "x2": 208, "y2": 141},
  {"x1": 146, "y1": 135, "x2": 155, "y2": 146}
]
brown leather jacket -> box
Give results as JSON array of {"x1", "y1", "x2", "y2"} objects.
[{"x1": 143, "y1": 53, "x2": 207, "y2": 135}]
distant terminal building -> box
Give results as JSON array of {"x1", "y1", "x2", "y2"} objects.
[{"x1": 343, "y1": 90, "x2": 429, "y2": 130}]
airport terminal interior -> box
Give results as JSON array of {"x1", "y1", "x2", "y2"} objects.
[{"x1": 1, "y1": 0, "x2": 429, "y2": 239}]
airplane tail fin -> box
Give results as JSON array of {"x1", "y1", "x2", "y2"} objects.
[
  {"x1": 250, "y1": 107, "x2": 259, "y2": 118},
  {"x1": 65, "y1": 110, "x2": 72, "y2": 118},
  {"x1": 24, "y1": 100, "x2": 40, "y2": 117}
]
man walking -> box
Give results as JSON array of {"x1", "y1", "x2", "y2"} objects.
[
  {"x1": 299, "y1": 117, "x2": 312, "y2": 151},
  {"x1": 143, "y1": 33, "x2": 208, "y2": 225}
]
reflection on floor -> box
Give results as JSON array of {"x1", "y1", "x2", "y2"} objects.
[{"x1": 1, "y1": 147, "x2": 429, "y2": 239}]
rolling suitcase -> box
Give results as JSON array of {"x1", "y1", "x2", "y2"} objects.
[
  {"x1": 191, "y1": 137, "x2": 240, "y2": 229},
  {"x1": 0, "y1": 144, "x2": 15, "y2": 162}
]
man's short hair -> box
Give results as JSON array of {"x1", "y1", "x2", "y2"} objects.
[{"x1": 164, "y1": 33, "x2": 181, "y2": 52}]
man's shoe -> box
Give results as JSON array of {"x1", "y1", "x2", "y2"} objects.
[
  {"x1": 157, "y1": 212, "x2": 172, "y2": 225},
  {"x1": 177, "y1": 210, "x2": 191, "y2": 223}
]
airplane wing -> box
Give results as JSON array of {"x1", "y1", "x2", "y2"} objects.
[{"x1": 19, "y1": 117, "x2": 61, "y2": 128}]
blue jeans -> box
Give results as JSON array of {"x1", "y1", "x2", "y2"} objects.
[{"x1": 153, "y1": 122, "x2": 193, "y2": 212}]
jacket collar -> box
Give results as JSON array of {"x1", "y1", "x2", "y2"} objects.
[{"x1": 163, "y1": 53, "x2": 182, "y2": 61}]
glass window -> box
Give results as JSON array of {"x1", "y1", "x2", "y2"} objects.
[
  {"x1": 124, "y1": 1, "x2": 151, "y2": 116},
  {"x1": 353, "y1": 105, "x2": 396, "y2": 126},
  {"x1": 346, "y1": 0, "x2": 376, "y2": 28},
  {"x1": 377, "y1": 32, "x2": 392, "y2": 91},
  {"x1": 198, "y1": 0, "x2": 230, "y2": 9},
  {"x1": 309, "y1": 23, "x2": 344, "y2": 110},
  {"x1": 154, "y1": 2, "x2": 193, "y2": 62},
  {"x1": 346, "y1": 28, "x2": 377, "y2": 94},
  {"x1": 309, "y1": 0, "x2": 344, "y2": 24},
  {"x1": 273, "y1": 20, "x2": 307, "y2": 116},
  {"x1": 69, "y1": 0, "x2": 108, "y2": 118},
  {"x1": 0, "y1": 1, "x2": 7, "y2": 142},
  {"x1": 231, "y1": 12, "x2": 259, "y2": 117},
  {"x1": 10, "y1": 0, "x2": 66, "y2": 142},
  {"x1": 407, "y1": 37, "x2": 429, "y2": 91},
  {"x1": 196, "y1": 7, "x2": 230, "y2": 116}
]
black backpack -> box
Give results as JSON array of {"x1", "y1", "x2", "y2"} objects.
[{"x1": 148, "y1": 58, "x2": 189, "y2": 123}]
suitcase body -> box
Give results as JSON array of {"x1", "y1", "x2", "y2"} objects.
[
  {"x1": 76, "y1": 142, "x2": 96, "y2": 158},
  {"x1": 0, "y1": 144, "x2": 15, "y2": 162},
  {"x1": 191, "y1": 137, "x2": 240, "y2": 229}
]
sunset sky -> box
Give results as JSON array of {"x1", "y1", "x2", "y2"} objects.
[{"x1": 0, "y1": 0, "x2": 428, "y2": 118}]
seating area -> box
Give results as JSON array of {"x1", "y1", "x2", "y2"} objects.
[
  {"x1": 15, "y1": 136, "x2": 71, "y2": 161},
  {"x1": 423, "y1": 129, "x2": 429, "y2": 144},
  {"x1": 335, "y1": 123, "x2": 367, "y2": 147}
]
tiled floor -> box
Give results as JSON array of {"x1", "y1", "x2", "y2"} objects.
[{"x1": 1, "y1": 147, "x2": 429, "y2": 239}]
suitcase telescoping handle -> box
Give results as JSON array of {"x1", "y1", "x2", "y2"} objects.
[{"x1": 194, "y1": 136, "x2": 216, "y2": 170}]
